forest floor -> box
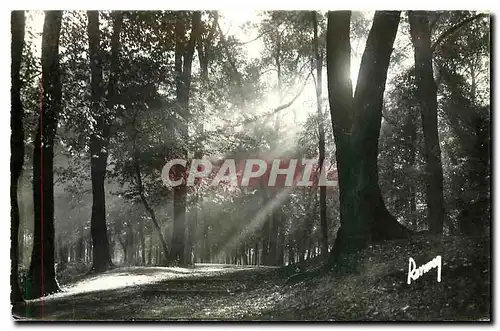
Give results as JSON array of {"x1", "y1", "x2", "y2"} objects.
[{"x1": 12, "y1": 234, "x2": 490, "y2": 321}]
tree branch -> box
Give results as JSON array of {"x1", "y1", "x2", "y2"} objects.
[{"x1": 431, "y1": 13, "x2": 489, "y2": 54}]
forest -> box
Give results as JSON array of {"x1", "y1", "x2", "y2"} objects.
[{"x1": 10, "y1": 10, "x2": 490, "y2": 321}]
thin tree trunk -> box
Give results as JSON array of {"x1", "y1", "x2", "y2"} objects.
[
  {"x1": 125, "y1": 223, "x2": 133, "y2": 264},
  {"x1": 27, "y1": 10, "x2": 63, "y2": 299},
  {"x1": 155, "y1": 238, "x2": 160, "y2": 265},
  {"x1": 261, "y1": 219, "x2": 270, "y2": 265},
  {"x1": 147, "y1": 235, "x2": 152, "y2": 265},
  {"x1": 312, "y1": 11, "x2": 329, "y2": 259},
  {"x1": 203, "y1": 223, "x2": 210, "y2": 262},
  {"x1": 77, "y1": 225, "x2": 85, "y2": 262},
  {"x1": 253, "y1": 242, "x2": 258, "y2": 265},
  {"x1": 133, "y1": 152, "x2": 170, "y2": 264},
  {"x1": 139, "y1": 218, "x2": 146, "y2": 265},
  {"x1": 277, "y1": 215, "x2": 285, "y2": 265},
  {"x1": 268, "y1": 208, "x2": 279, "y2": 266},
  {"x1": 409, "y1": 11, "x2": 445, "y2": 234},
  {"x1": 11, "y1": 10, "x2": 25, "y2": 304},
  {"x1": 57, "y1": 236, "x2": 67, "y2": 270},
  {"x1": 288, "y1": 244, "x2": 295, "y2": 265}
]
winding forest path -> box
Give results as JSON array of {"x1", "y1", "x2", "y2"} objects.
[
  {"x1": 15, "y1": 264, "x2": 286, "y2": 320},
  {"x1": 13, "y1": 236, "x2": 490, "y2": 321}
]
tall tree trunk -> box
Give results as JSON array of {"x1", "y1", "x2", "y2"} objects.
[
  {"x1": 27, "y1": 10, "x2": 63, "y2": 299},
  {"x1": 170, "y1": 11, "x2": 202, "y2": 266},
  {"x1": 327, "y1": 11, "x2": 411, "y2": 261},
  {"x1": 171, "y1": 13, "x2": 188, "y2": 266},
  {"x1": 409, "y1": 11, "x2": 445, "y2": 234},
  {"x1": 312, "y1": 11, "x2": 329, "y2": 259},
  {"x1": 11, "y1": 10, "x2": 25, "y2": 304},
  {"x1": 189, "y1": 13, "x2": 218, "y2": 265},
  {"x1": 87, "y1": 10, "x2": 113, "y2": 273}
]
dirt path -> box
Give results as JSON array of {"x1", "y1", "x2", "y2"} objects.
[{"x1": 13, "y1": 264, "x2": 284, "y2": 320}]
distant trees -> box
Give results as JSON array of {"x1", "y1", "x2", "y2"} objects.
[
  {"x1": 378, "y1": 68, "x2": 422, "y2": 230},
  {"x1": 433, "y1": 12, "x2": 490, "y2": 236},
  {"x1": 378, "y1": 11, "x2": 490, "y2": 238},
  {"x1": 27, "y1": 10, "x2": 63, "y2": 299}
]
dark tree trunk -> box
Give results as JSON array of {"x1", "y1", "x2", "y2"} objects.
[
  {"x1": 253, "y1": 242, "x2": 259, "y2": 265},
  {"x1": 57, "y1": 236, "x2": 67, "y2": 270},
  {"x1": 125, "y1": 223, "x2": 134, "y2": 264},
  {"x1": 261, "y1": 220, "x2": 270, "y2": 265},
  {"x1": 185, "y1": 155, "x2": 201, "y2": 266},
  {"x1": 409, "y1": 11, "x2": 445, "y2": 234},
  {"x1": 147, "y1": 235, "x2": 153, "y2": 265},
  {"x1": 327, "y1": 11, "x2": 411, "y2": 261},
  {"x1": 27, "y1": 10, "x2": 63, "y2": 299},
  {"x1": 155, "y1": 239, "x2": 160, "y2": 265},
  {"x1": 171, "y1": 183, "x2": 186, "y2": 265},
  {"x1": 202, "y1": 223, "x2": 210, "y2": 262},
  {"x1": 277, "y1": 216, "x2": 285, "y2": 266},
  {"x1": 139, "y1": 218, "x2": 146, "y2": 265},
  {"x1": 259, "y1": 188, "x2": 271, "y2": 265},
  {"x1": 288, "y1": 244, "x2": 295, "y2": 265},
  {"x1": 298, "y1": 187, "x2": 316, "y2": 262},
  {"x1": 170, "y1": 11, "x2": 202, "y2": 266},
  {"x1": 87, "y1": 10, "x2": 113, "y2": 273},
  {"x1": 312, "y1": 11, "x2": 329, "y2": 259},
  {"x1": 76, "y1": 225, "x2": 85, "y2": 262},
  {"x1": 11, "y1": 10, "x2": 25, "y2": 304},
  {"x1": 268, "y1": 208, "x2": 279, "y2": 266}
]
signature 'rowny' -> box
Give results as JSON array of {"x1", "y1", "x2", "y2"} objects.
[{"x1": 407, "y1": 255, "x2": 442, "y2": 285}]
